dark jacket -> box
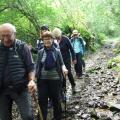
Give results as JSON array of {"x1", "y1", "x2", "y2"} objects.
[
  {"x1": 59, "y1": 35, "x2": 76, "y2": 62},
  {"x1": 36, "y1": 46, "x2": 64, "y2": 81},
  {"x1": 0, "y1": 39, "x2": 34, "y2": 91}
]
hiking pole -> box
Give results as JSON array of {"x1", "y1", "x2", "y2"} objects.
[{"x1": 33, "y1": 94, "x2": 43, "y2": 120}]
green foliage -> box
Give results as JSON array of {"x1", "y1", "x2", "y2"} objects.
[
  {"x1": 116, "y1": 41, "x2": 120, "y2": 54},
  {"x1": 97, "y1": 33, "x2": 106, "y2": 45},
  {"x1": 0, "y1": 0, "x2": 120, "y2": 50},
  {"x1": 112, "y1": 40, "x2": 120, "y2": 54},
  {"x1": 108, "y1": 41, "x2": 120, "y2": 71},
  {"x1": 107, "y1": 55, "x2": 120, "y2": 71}
]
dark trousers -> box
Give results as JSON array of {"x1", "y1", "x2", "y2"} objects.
[
  {"x1": 37, "y1": 79, "x2": 62, "y2": 120},
  {"x1": 63, "y1": 59, "x2": 76, "y2": 88},
  {"x1": 0, "y1": 89, "x2": 34, "y2": 120},
  {"x1": 74, "y1": 53, "x2": 85, "y2": 77}
]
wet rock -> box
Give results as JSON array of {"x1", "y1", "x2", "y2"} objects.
[
  {"x1": 75, "y1": 105, "x2": 80, "y2": 110},
  {"x1": 97, "y1": 80, "x2": 102, "y2": 85},
  {"x1": 85, "y1": 73, "x2": 89, "y2": 77},
  {"x1": 101, "y1": 70, "x2": 104, "y2": 74},
  {"x1": 97, "y1": 93, "x2": 105, "y2": 98},
  {"x1": 88, "y1": 101, "x2": 98, "y2": 108},
  {"x1": 102, "y1": 88, "x2": 108, "y2": 94},
  {"x1": 116, "y1": 87, "x2": 120, "y2": 92},
  {"x1": 112, "y1": 92, "x2": 118, "y2": 96},
  {"x1": 95, "y1": 71, "x2": 99, "y2": 74},
  {"x1": 109, "y1": 103, "x2": 120, "y2": 112},
  {"x1": 95, "y1": 66, "x2": 102, "y2": 70},
  {"x1": 81, "y1": 113, "x2": 90, "y2": 119},
  {"x1": 90, "y1": 110, "x2": 99, "y2": 119},
  {"x1": 113, "y1": 113, "x2": 120, "y2": 120},
  {"x1": 76, "y1": 111, "x2": 82, "y2": 117},
  {"x1": 92, "y1": 96, "x2": 101, "y2": 101},
  {"x1": 98, "y1": 101, "x2": 108, "y2": 109},
  {"x1": 97, "y1": 110, "x2": 113, "y2": 119}
]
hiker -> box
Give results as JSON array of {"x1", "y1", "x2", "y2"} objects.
[
  {"x1": 29, "y1": 25, "x2": 58, "y2": 109},
  {"x1": 52, "y1": 28, "x2": 76, "y2": 94},
  {"x1": 36, "y1": 31, "x2": 68, "y2": 120},
  {"x1": 28, "y1": 25, "x2": 49, "y2": 54},
  {"x1": 29, "y1": 25, "x2": 59, "y2": 54},
  {"x1": 71, "y1": 30, "x2": 86, "y2": 78},
  {"x1": 0, "y1": 23, "x2": 36, "y2": 120}
]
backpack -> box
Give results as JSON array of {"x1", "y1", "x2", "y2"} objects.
[{"x1": 79, "y1": 37, "x2": 85, "y2": 53}]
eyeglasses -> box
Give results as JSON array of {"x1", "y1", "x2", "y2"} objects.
[{"x1": 43, "y1": 38, "x2": 52, "y2": 41}]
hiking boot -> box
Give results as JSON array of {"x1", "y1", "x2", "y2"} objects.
[
  {"x1": 72, "y1": 86, "x2": 76, "y2": 94},
  {"x1": 48, "y1": 99, "x2": 53, "y2": 108},
  {"x1": 76, "y1": 75, "x2": 82, "y2": 79}
]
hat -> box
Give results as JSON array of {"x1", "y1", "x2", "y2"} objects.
[{"x1": 40, "y1": 25, "x2": 49, "y2": 31}]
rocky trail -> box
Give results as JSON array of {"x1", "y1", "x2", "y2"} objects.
[{"x1": 65, "y1": 39, "x2": 120, "y2": 120}]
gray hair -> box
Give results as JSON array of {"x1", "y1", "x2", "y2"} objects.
[
  {"x1": 1, "y1": 23, "x2": 16, "y2": 33},
  {"x1": 52, "y1": 28, "x2": 62, "y2": 38}
]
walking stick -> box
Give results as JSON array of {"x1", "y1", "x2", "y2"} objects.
[
  {"x1": 63, "y1": 73, "x2": 67, "y2": 120},
  {"x1": 33, "y1": 94, "x2": 43, "y2": 120}
]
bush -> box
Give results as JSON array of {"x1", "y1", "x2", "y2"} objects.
[
  {"x1": 107, "y1": 55, "x2": 120, "y2": 71},
  {"x1": 97, "y1": 33, "x2": 106, "y2": 45}
]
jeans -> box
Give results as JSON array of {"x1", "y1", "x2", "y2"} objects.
[{"x1": 0, "y1": 88, "x2": 34, "y2": 120}]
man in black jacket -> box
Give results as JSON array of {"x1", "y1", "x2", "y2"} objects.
[
  {"x1": 52, "y1": 28, "x2": 76, "y2": 94},
  {"x1": 0, "y1": 23, "x2": 36, "y2": 120}
]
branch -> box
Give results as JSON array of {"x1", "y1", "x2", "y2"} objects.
[{"x1": 0, "y1": 6, "x2": 9, "y2": 12}]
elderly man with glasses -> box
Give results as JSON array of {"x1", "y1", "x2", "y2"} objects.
[{"x1": 0, "y1": 23, "x2": 36, "y2": 120}]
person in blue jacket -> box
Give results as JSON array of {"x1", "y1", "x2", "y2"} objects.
[{"x1": 71, "y1": 30, "x2": 86, "y2": 78}]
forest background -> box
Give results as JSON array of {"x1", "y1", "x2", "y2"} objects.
[{"x1": 0, "y1": 0, "x2": 120, "y2": 51}]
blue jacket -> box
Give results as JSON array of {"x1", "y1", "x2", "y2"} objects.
[{"x1": 71, "y1": 37, "x2": 85, "y2": 54}]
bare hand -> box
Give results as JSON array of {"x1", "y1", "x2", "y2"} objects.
[
  {"x1": 62, "y1": 65, "x2": 68, "y2": 74},
  {"x1": 63, "y1": 68, "x2": 68, "y2": 78},
  {"x1": 28, "y1": 44, "x2": 32, "y2": 50},
  {"x1": 28, "y1": 80, "x2": 37, "y2": 95},
  {"x1": 72, "y1": 60, "x2": 77, "y2": 64}
]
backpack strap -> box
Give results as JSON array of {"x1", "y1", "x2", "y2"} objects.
[
  {"x1": 79, "y1": 37, "x2": 85, "y2": 53},
  {"x1": 14, "y1": 39, "x2": 26, "y2": 66},
  {"x1": 36, "y1": 48, "x2": 44, "y2": 79}
]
